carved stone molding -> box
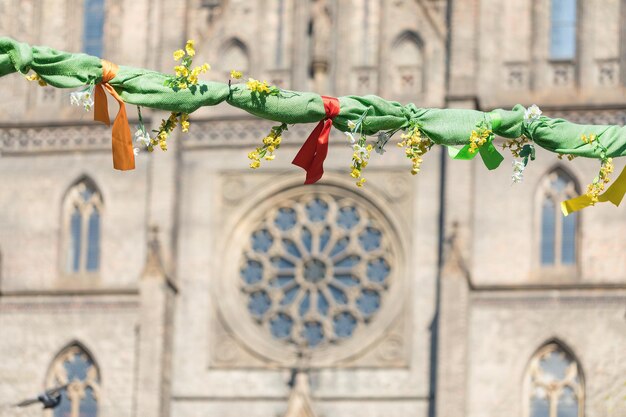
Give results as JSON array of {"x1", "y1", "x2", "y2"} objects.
[{"x1": 0, "y1": 124, "x2": 112, "y2": 154}]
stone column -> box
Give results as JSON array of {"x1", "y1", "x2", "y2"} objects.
[
  {"x1": 135, "y1": 227, "x2": 177, "y2": 417},
  {"x1": 435, "y1": 224, "x2": 471, "y2": 417}
]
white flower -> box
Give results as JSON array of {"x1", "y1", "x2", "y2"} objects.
[
  {"x1": 524, "y1": 104, "x2": 542, "y2": 124},
  {"x1": 374, "y1": 131, "x2": 390, "y2": 155},
  {"x1": 134, "y1": 129, "x2": 151, "y2": 147},
  {"x1": 133, "y1": 147, "x2": 140, "y2": 156},
  {"x1": 511, "y1": 159, "x2": 525, "y2": 183},
  {"x1": 344, "y1": 131, "x2": 356, "y2": 145},
  {"x1": 70, "y1": 89, "x2": 94, "y2": 112},
  {"x1": 353, "y1": 144, "x2": 368, "y2": 159},
  {"x1": 347, "y1": 120, "x2": 357, "y2": 130}
]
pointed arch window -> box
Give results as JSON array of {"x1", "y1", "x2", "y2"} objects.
[
  {"x1": 83, "y1": 0, "x2": 105, "y2": 57},
  {"x1": 221, "y1": 38, "x2": 250, "y2": 75},
  {"x1": 64, "y1": 178, "x2": 103, "y2": 274},
  {"x1": 391, "y1": 31, "x2": 425, "y2": 96},
  {"x1": 526, "y1": 342, "x2": 584, "y2": 417},
  {"x1": 539, "y1": 169, "x2": 579, "y2": 267},
  {"x1": 47, "y1": 344, "x2": 100, "y2": 417},
  {"x1": 550, "y1": 0, "x2": 577, "y2": 60}
]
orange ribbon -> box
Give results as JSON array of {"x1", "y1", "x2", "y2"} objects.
[
  {"x1": 94, "y1": 60, "x2": 135, "y2": 170},
  {"x1": 292, "y1": 96, "x2": 340, "y2": 184}
]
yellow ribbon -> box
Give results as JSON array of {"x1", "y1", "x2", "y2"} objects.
[
  {"x1": 94, "y1": 59, "x2": 135, "y2": 171},
  {"x1": 561, "y1": 165, "x2": 626, "y2": 215}
]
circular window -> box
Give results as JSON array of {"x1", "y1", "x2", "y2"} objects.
[{"x1": 237, "y1": 189, "x2": 396, "y2": 351}]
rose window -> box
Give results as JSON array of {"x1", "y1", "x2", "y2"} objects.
[{"x1": 239, "y1": 193, "x2": 394, "y2": 349}]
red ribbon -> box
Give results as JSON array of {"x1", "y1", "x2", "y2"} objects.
[{"x1": 292, "y1": 96, "x2": 340, "y2": 184}]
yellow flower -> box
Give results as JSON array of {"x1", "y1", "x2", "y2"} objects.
[
  {"x1": 173, "y1": 49, "x2": 185, "y2": 61},
  {"x1": 178, "y1": 82, "x2": 188, "y2": 90},
  {"x1": 201, "y1": 63, "x2": 211, "y2": 73},
  {"x1": 356, "y1": 178, "x2": 366, "y2": 187},
  {"x1": 267, "y1": 145, "x2": 275, "y2": 153},
  {"x1": 264, "y1": 154, "x2": 276, "y2": 161},
  {"x1": 185, "y1": 40, "x2": 195, "y2": 57},
  {"x1": 188, "y1": 74, "x2": 198, "y2": 85},
  {"x1": 250, "y1": 160, "x2": 261, "y2": 169},
  {"x1": 174, "y1": 65, "x2": 188, "y2": 77},
  {"x1": 230, "y1": 70, "x2": 243, "y2": 79},
  {"x1": 350, "y1": 168, "x2": 360, "y2": 179}
]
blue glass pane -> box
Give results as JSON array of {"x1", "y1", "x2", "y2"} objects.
[
  {"x1": 270, "y1": 313, "x2": 293, "y2": 339},
  {"x1": 557, "y1": 386, "x2": 578, "y2": 417},
  {"x1": 275, "y1": 207, "x2": 297, "y2": 230},
  {"x1": 302, "y1": 321, "x2": 324, "y2": 347},
  {"x1": 328, "y1": 284, "x2": 347, "y2": 304},
  {"x1": 356, "y1": 289, "x2": 381, "y2": 317},
  {"x1": 329, "y1": 237, "x2": 349, "y2": 257},
  {"x1": 541, "y1": 199, "x2": 556, "y2": 265},
  {"x1": 319, "y1": 226, "x2": 331, "y2": 251},
  {"x1": 367, "y1": 258, "x2": 390, "y2": 283},
  {"x1": 531, "y1": 391, "x2": 550, "y2": 417},
  {"x1": 337, "y1": 206, "x2": 360, "y2": 229},
  {"x1": 64, "y1": 354, "x2": 90, "y2": 381},
  {"x1": 281, "y1": 285, "x2": 300, "y2": 305},
  {"x1": 251, "y1": 229, "x2": 273, "y2": 253},
  {"x1": 306, "y1": 198, "x2": 329, "y2": 222},
  {"x1": 550, "y1": 0, "x2": 577, "y2": 60},
  {"x1": 248, "y1": 291, "x2": 271, "y2": 317},
  {"x1": 359, "y1": 227, "x2": 382, "y2": 251},
  {"x1": 333, "y1": 312, "x2": 357, "y2": 338},
  {"x1": 303, "y1": 259, "x2": 327, "y2": 283},
  {"x1": 53, "y1": 388, "x2": 71, "y2": 417},
  {"x1": 334, "y1": 274, "x2": 359, "y2": 286},
  {"x1": 540, "y1": 351, "x2": 570, "y2": 380},
  {"x1": 317, "y1": 291, "x2": 329, "y2": 316},
  {"x1": 301, "y1": 227, "x2": 312, "y2": 253},
  {"x1": 282, "y1": 238, "x2": 301, "y2": 258},
  {"x1": 70, "y1": 208, "x2": 82, "y2": 272},
  {"x1": 562, "y1": 212, "x2": 576, "y2": 265},
  {"x1": 299, "y1": 291, "x2": 310, "y2": 316},
  {"x1": 83, "y1": 0, "x2": 105, "y2": 57},
  {"x1": 334, "y1": 255, "x2": 360, "y2": 268},
  {"x1": 86, "y1": 209, "x2": 100, "y2": 271},
  {"x1": 80, "y1": 386, "x2": 98, "y2": 417},
  {"x1": 80, "y1": 185, "x2": 94, "y2": 202},
  {"x1": 241, "y1": 260, "x2": 264, "y2": 285}
]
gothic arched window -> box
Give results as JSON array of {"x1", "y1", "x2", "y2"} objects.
[
  {"x1": 63, "y1": 178, "x2": 103, "y2": 274},
  {"x1": 391, "y1": 31, "x2": 424, "y2": 96},
  {"x1": 83, "y1": 0, "x2": 105, "y2": 57},
  {"x1": 539, "y1": 168, "x2": 579, "y2": 267},
  {"x1": 220, "y1": 38, "x2": 250, "y2": 75},
  {"x1": 550, "y1": 0, "x2": 577, "y2": 60},
  {"x1": 525, "y1": 342, "x2": 584, "y2": 417},
  {"x1": 47, "y1": 344, "x2": 100, "y2": 417}
]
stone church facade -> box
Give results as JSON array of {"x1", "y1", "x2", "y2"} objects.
[{"x1": 0, "y1": 1, "x2": 625, "y2": 417}]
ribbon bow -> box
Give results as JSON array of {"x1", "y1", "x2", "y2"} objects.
[
  {"x1": 292, "y1": 96, "x2": 340, "y2": 184},
  {"x1": 94, "y1": 60, "x2": 135, "y2": 170},
  {"x1": 561, "y1": 165, "x2": 626, "y2": 215}
]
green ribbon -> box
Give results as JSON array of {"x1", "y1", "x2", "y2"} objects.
[{"x1": 446, "y1": 112, "x2": 504, "y2": 170}]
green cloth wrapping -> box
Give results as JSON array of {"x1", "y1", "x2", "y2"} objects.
[{"x1": 2, "y1": 36, "x2": 626, "y2": 160}]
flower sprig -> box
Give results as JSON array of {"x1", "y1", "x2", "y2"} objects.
[
  {"x1": 468, "y1": 121, "x2": 492, "y2": 154},
  {"x1": 25, "y1": 72, "x2": 47, "y2": 87},
  {"x1": 248, "y1": 123, "x2": 288, "y2": 169},
  {"x1": 581, "y1": 134, "x2": 614, "y2": 204},
  {"x1": 502, "y1": 136, "x2": 536, "y2": 183},
  {"x1": 345, "y1": 107, "x2": 374, "y2": 186},
  {"x1": 246, "y1": 78, "x2": 280, "y2": 96},
  {"x1": 397, "y1": 121, "x2": 434, "y2": 175},
  {"x1": 70, "y1": 85, "x2": 95, "y2": 112},
  {"x1": 147, "y1": 112, "x2": 191, "y2": 152},
  {"x1": 166, "y1": 40, "x2": 211, "y2": 92}
]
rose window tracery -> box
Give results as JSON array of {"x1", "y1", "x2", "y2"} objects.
[{"x1": 239, "y1": 192, "x2": 394, "y2": 349}]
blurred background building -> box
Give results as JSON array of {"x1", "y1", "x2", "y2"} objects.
[{"x1": 0, "y1": 0, "x2": 625, "y2": 416}]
